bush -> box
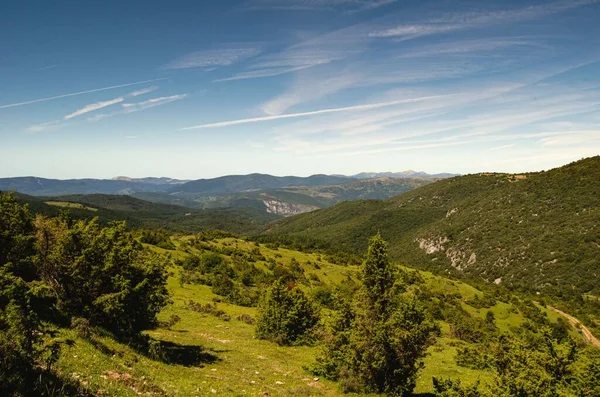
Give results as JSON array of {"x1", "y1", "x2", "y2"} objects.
[
  {"x1": 255, "y1": 279, "x2": 320, "y2": 345},
  {"x1": 34, "y1": 217, "x2": 171, "y2": 338},
  {"x1": 139, "y1": 229, "x2": 175, "y2": 250},
  {"x1": 236, "y1": 313, "x2": 255, "y2": 325}
]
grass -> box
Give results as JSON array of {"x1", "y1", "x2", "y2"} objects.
[
  {"x1": 45, "y1": 201, "x2": 98, "y2": 211},
  {"x1": 53, "y1": 235, "x2": 589, "y2": 396}
]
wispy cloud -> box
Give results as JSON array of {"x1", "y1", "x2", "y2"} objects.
[
  {"x1": 214, "y1": 65, "x2": 314, "y2": 82},
  {"x1": 89, "y1": 94, "x2": 188, "y2": 122},
  {"x1": 165, "y1": 44, "x2": 262, "y2": 69},
  {"x1": 369, "y1": 0, "x2": 599, "y2": 39},
  {"x1": 128, "y1": 86, "x2": 157, "y2": 97},
  {"x1": 64, "y1": 97, "x2": 124, "y2": 120},
  {"x1": 0, "y1": 77, "x2": 168, "y2": 110},
  {"x1": 121, "y1": 95, "x2": 187, "y2": 113},
  {"x1": 245, "y1": 0, "x2": 397, "y2": 11},
  {"x1": 38, "y1": 65, "x2": 57, "y2": 71},
  {"x1": 489, "y1": 144, "x2": 516, "y2": 151},
  {"x1": 26, "y1": 120, "x2": 62, "y2": 133},
  {"x1": 181, "y1": 94, "x2": 460, "y2": 130}
]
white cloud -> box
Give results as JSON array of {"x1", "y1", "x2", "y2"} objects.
[
  {"x1": 0, "y1": 77, "x2": 168, "y2": 110},
  {"x1": 245, "y1": 0, "x2": 397, "y2": 11},
  {"x1": 89, "y1": 94, "x2": 188, "y2": 121},
  {"x1": 369, "y1": 0, "x2": 600, "y2": 39},
  {"x1": 181, "y1": 94, "x2": 460, "y2": 130},
  {"x1": 121, "y1": 95, "x2": 188, "y2": 113},
  {"x1": 489, "y1": 144, "x2": 516, "y2": 151},
  {"x1": 214, "y1": 65, "x2": 314, "y2": 82},
  {"x1": 165, "y1": 45, "x2": 262, "y2": 69},
  {"x1": 64, "y1": 97, "x2": 124, "y2": 120},
  {"x1": 26, "y1": 120, "x2": 61, "y2": 133},
  {"x1": 128, "y1": 86, "x2": 157, "y2": 97}
]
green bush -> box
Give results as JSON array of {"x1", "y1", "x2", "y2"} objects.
[
  {"x1": 34, "y1": 216, "x2": 171, "y2": 338},
  {"x1": 255, "y1": 279, "x2": 320, "y2": 345}
]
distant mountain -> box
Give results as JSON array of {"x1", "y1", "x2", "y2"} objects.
[
  {"x1": 0, "y1": 177, "x2": 187, "y2": 196},
  {"x1": 171, "y1": 173, "x2": 352, "y2": 195},
  {"x1": 136, "y1": 177, "x2": 436, "y2": 216},
  {"x1": 0, "y1": 171, "x2": 455, "y2": 199},
  {"x1": 350, "y1": 171, "x2": 459, "y2": 179},
  {"x1": 111, "y1": 176, "x2": 188, "y2": 185},
  {"x1": 263, "y1": 156, "x2": 600, "y2": 296}
]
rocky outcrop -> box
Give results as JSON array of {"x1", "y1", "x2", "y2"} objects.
[{"x1": 262, "y1": 200, "x2": 319, "y2": 217}]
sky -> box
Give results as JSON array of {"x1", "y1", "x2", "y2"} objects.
[{"x1": 1, "y1": 0, "x2": 599, "y2": 179}]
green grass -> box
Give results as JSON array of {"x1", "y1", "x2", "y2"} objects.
[
  {"x1": 53, "y1": 235, "x2": 589, "y2": 396},
  {"x1": 45, "y1": 201, "x2": 98, "y2": 211}
]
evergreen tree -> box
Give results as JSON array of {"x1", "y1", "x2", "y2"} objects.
[
  {"x1": 0, "y1": 193, "x2": 43, "y2": 394},
  {"x1": 255, "y1": 279, "x2": 320, "y2": 345},
  {"x1": 314, "y1": 234, "x2": 437, "y2": 396},
  {"x1": 34, "y1": 216, "x2": 171, "y2": 338}
]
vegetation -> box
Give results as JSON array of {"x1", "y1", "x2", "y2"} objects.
[
  {"x1": 255, "y1": 279, "x2": 321, "y2": 345},
  {"x1": 265, "y1": 157, "x2": 600, "y2": 298},
  {"x1": 314, "y1": 234, "x2": 437, "y2": 395},
  {"x1": 2, "y1": 173, "x2": 600, "y2": 396},
  {"x1": 0, "y1": 192, "x2": 170, "y2": 394},
  {"x1": 9, "y1": 192, "x2": 281, "y2": 235}
]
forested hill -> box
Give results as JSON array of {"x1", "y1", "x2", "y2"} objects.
[
  {"x1": 8, "y1": 192, "x2": 280, "y2": 235},
  {"x1": 264, "y1": 156, "x2": 600, "y2": 296},
  {"x1": 171, "y1": 173, "x2": 351, "y2": 195}
]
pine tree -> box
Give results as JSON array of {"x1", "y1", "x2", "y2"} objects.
[{"x1": 314, "y1": 234, "x2": 437, "y2": 396}]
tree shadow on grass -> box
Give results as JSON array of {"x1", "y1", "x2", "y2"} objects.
[{"x1": 157, "y1": 340, "x2": 220, "y2": 367}]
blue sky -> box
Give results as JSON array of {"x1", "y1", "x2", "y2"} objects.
[{"x1": 1, "y1": 0, "x2": 599, "y2": 179}]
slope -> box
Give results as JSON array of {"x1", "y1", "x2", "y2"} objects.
[
  {"x1": 51, "y1": 234, "x2": 587, "y2": 396},
  {"x1": 138, "y1": 177, "x2": 434, "y2": 217},
  {"x1": 264, "y1": 156, "x2": 600, "y2": 296},
  {"x1": 9, "y1": 192, "x2": 281, "y2": 235},
  {"x1": 172, "y1": 173, "x2": 351, "y2": 195}
]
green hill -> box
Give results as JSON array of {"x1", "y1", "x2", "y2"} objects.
[
  {"x1": 9, "y1": 192, "x2": 281, "y2": 235},
  {"x1": 263, "y1": 156, "x2": 600, "y2": 297},
  {"x1": 138, "y1": 177, "x2": 434, "y2": 216},
  {"x1": 50, "y1": 234, "x2": 592, "y2": 396}
]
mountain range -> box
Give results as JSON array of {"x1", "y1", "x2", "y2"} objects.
[{"x1": 0, "y1": 170, "x2": 454, "y2": 197}]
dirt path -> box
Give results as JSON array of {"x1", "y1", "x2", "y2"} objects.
[{"x1": 548, "y1": 306, "x2": 600, "y2": 348}]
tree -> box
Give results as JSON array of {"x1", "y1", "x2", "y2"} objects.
[
  {"x1": 0, "y1": 193, "x2": 44, "y2": 394},
  {"x1": 314, "y1": 234, "x2": 437, "y2": 396},
  {"x1": 255, "y1": 279, "x2": 320, "y2": 345},
  {"x1": 34, "y1": 216, "x2": 171, "y2": 338}
]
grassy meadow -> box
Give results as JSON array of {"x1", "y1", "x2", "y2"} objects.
[{"x1": 50, "y1": 235, "x2": 589, "y2": 396}]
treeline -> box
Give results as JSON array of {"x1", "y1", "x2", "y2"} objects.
[{"x1": 0, "y1": 192, "x2": 171, "y2": 395}]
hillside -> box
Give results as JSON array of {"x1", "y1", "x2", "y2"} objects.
[
  {"x1": 171, "y1": 173, "x2": 351, "y2": 195},
  {"x1": 138, "y1": 177, "x2": 434, "y2": 216},
  {"x1": 10, "y1": 192, "x2": 281, "y2": 235},
  {"x1": 264, "y1": 157, "x2": 600, "y2": 297},
  {"x1": 0, "y1": 176, "x2": 186, "y2": 196},
  {"x1": 50, "y1": 234, "x2": 592, "y2": 396},
  {"x1": 351, "y1": 171, "x2": 458, "y2": 179}
]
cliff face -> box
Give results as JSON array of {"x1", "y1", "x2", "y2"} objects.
[{"x1": 262, "y1": 200, "x2": 319, "y2": 216}]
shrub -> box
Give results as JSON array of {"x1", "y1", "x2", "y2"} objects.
[
  {"x1": 236, "y1": 313, "x2": 256, "y2": 325},
  {"x1": 34, "y1": 217, "x2": 171, "y2": 338},
  {"x1": 255, "y1": 279, "x2": 320, "y2": 345}
]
